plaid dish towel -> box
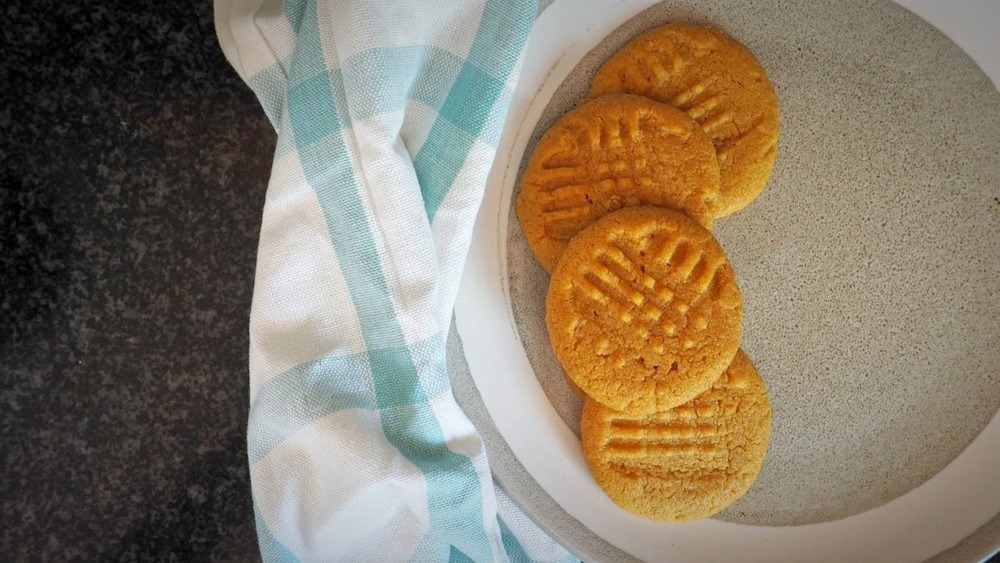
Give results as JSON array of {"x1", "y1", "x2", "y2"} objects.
[{"x1": 215, "y1": 0, "x2": 575, "y2": 561}]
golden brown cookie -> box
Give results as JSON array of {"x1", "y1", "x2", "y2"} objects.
[
  {"x1": 517, "y1": 93, "x2": 722, "y2": 272},
  {"x1": 580, "y1": 350, "x2": 771, "y2": 521},
  {"x1": 588, "y1": 24, "x2": 780, "y2": 217},
  {"x1": 546, "y1": 206, "x2": 742, "y2": 415}
]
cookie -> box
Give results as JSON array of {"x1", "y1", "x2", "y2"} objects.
[
  {"x1": 588, "y1": 23, "x2": 780, "y2": 217},
  {"x1": 580, "y1": 350, "x2": 771, "y2": 521},
  {"x1": 546, "y1": 206, "x2": 742, "y2": 415},
  {"x1": 517, "y1": 93, "x2": 722, "y2": 272}
]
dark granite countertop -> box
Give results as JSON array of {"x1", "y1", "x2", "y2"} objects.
[{"x1": 1, "y1": 1, "x2": 273, "y2": 560}]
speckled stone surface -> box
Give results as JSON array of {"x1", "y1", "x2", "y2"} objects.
[
  {"x1": 506, "y1": 0, "x2": 1000, "y2": 529},
  {"x1": 0, "y1": 1, "x2": 273, "y2": 560}
]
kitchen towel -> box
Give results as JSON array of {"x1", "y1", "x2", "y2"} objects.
[{"x1": 214, "y1": 0, "x2": 575, "y2": 560}]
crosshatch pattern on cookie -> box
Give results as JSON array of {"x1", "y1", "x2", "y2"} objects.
[
  {"x1": 588, "y1": 24, "x2": 780, "y2": 217},
  {"x1": 580, "y1": 350, "x2": 771, "y2": 521},
  {"x1": 518, "y1": 94, "x2": 722, "y2": 271},
  {"x1": 546, "y1": 207, "x2": 742, "y2": 415}
]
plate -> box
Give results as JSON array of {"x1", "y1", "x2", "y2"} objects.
[{"x1": 454, "y1": 0, "x2": 1000, "y2": 560}]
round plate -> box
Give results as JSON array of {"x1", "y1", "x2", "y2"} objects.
[{"x1": 455, "y1": 0, "x2": 1000, "y2": 560}]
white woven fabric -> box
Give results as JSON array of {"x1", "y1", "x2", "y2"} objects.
[{"x1": 214, "y1": 0, "x2": 576, "y2": 561}]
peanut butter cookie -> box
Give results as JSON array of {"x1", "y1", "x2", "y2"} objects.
[
  {"x1": 580, "y1": 350, "x2": 771, "y2": 521},
  {"x1": 517, "y1": 93, "x2": 722, "y2": 271},
  {"x1": 546, "y1": 206, "x2": 742, "y2": 415},
  {"x1": 589, "y1": 24, "x2": 780, "y2": 216}
]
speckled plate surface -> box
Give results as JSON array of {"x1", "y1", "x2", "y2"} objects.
[{"x1": 453, "y1": 0, "x2": 1000, "y2": 560}]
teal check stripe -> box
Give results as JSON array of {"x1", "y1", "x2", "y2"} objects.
[
  {"x1": 251, "y1": 0, "x2": 540, "y2": 559},
  {"x1": 283, "y1": 0, "x2": 307, "y2": 34},
  {"x1": 417, "y1": 3, "x2": 535, "y2": 220},
  {"x1": 237, "y1": 0, "x2": 552, "y2": 559},
  {"x1": 247, "y1": 334, "x2": 450, "y2": 465},
  {"x1": 499, "y1": 519, "x2": 533, "y2": 563}
]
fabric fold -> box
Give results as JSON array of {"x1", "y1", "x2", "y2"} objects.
[{"x1": 215, "y1": 0, "x2": 575, "y2": 560}]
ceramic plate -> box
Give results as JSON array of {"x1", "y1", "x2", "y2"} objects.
[{"x1": 455, "y1": 0, "x2": 1000, "y2": 560}]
